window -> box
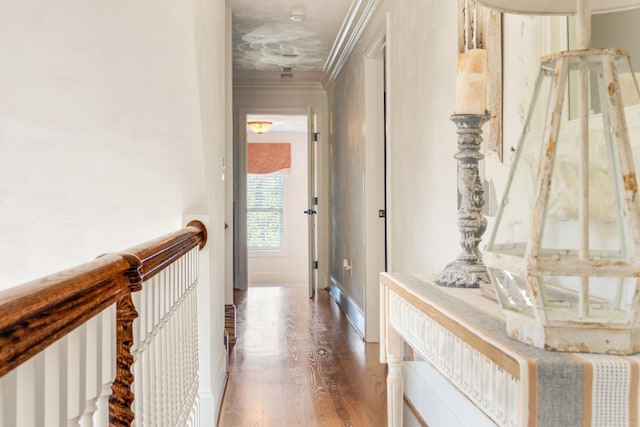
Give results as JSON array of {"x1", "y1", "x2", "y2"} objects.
[{"x1": 247, "y1": 172, "x2": 284, "y2": 250}]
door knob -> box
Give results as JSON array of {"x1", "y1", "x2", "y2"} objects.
[{"x1": 304, "y1": 209, "x2": 317, "y2": 215}]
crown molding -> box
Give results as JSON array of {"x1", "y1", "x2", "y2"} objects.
[
  {"x1": 233, "y1": 79, "x2": 326, "y2": 96},
  {"x1": 322, "y1": 0, "x2": 380, "y2": 86}
]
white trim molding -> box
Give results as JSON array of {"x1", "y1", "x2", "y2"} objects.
[
  {"x1": 233, "y1": 80, "x2": 326, "y2": 97},
  {"x1": 329, "y1": 277, "x2": 365, "y2": 337},
  {"x1": 322, "y1": 0, "x2": 381, "y2": 85}
]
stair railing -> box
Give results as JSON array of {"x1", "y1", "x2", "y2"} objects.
[{"x1": 0, "y1": 220, "x2": 207, "y2": 427}]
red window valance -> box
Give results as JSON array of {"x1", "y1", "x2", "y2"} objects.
[{"x1": 247, "y1": 143, "x2": 291, "y2": 174}]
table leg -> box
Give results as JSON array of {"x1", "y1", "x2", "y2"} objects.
[{"x1": 387, "y1": 353, "x2": 403, "y2": 426}]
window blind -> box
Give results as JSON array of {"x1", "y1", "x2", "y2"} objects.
[{"x1": 247, "y1": 172, "x2": 284, "y2": 250}]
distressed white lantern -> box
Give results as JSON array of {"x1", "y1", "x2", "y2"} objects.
[{"x1": 481, "y1": 0, "x2": 640, "y2": 354}]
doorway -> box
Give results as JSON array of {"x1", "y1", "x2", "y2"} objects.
[{"x1": 241, "y1": 113, "x2": 311, "y2": 289}]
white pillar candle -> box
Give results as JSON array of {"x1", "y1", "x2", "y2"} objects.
[{"x1": 455, "y1": 48, "x2": 487, "y2": 115}]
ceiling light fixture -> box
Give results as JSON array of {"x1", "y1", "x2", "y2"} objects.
[
  {"x1": 247, "y1": 121, "x2": 272, "y2": 134},
  {"x1": 289, "y1": 10, "x2": 305, "y2": 23}
]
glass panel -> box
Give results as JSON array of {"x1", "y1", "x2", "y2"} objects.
[
  {"x1": 541, "y1": 276, "x2": 637, "y2": 323},
  {"x1": 489, "y1": 268, "x2": 535, "y2": 317},
  {"x1": 539, "y1": 53, "x2": 635, "y2": 262},
  {"x1": 487, "y1": 64, "x2": 555, "y2": 258}
]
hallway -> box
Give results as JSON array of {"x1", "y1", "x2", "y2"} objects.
[{"x1": 218, "y1": 287, "x2": 387, "y2": 426}]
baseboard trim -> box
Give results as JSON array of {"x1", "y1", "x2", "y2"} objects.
[
  {"x1": 199, "y1": 355, "x2": 228, "y2": 425},
  {"x1": 212, "y1": 354, "x2": 228, "y2": 424},
  {"x1": 329, "y1": 277, "x2": 365, "y2": 338}
]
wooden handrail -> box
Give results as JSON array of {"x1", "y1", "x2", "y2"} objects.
[
  {"x1": 0, "y1": 220, "x2": 207, "y2": 426},
  {"x1": 0, "y1": 253, "x2": 133, "y2": 377},
  {"x1": 122, "y1": 219, "x2": 208, "y2": 283}
]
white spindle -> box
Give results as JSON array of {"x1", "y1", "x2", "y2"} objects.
[
  {"x1": 142, "y1": 277, "x2": 154, "y2": 427},
  {"x1": 1, "y1": 369, "x2": 18, "y2": 427},
  {"x1": 159, "y1": 270, "x2": 169, "y2": 427},
  {"x1": 94, "y1": 306, "x2": 115, "y2": 427},
  {"x1": 35, "y1": 351, "x2": 46, "y2": 426},
  {"x1": 168, "y1": 266, "x2": 176, "y2": 426},
  {"x1": 44, "y1": 341, "x2": 62, "y2": 427},
  {"x1": 82, "y1": 316, "x2": 99, "y2": 427},
  {"x1": 16, "y1": 357, "x2": 36, "y2": 426},
  {"x1": 132, "y1": 290, "x2": 144, "y2": 427},
  {"x1": 66, "y1": 323, "x2": 87, "y2": 427},
  {"x1": 148, "y1": 280, "x2": 158, "y2": 427},
  {"x1": 58, "y1": 335, "x2": 69, "y2": 425}
]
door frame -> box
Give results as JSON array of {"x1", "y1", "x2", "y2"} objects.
[
  {"x1": 363, "y1": 27, "x2": 388, "y2": 342},
  {"x1": 234, "y1": 107, "x2": 315, "y2": 291},
  {"x1": 307, "y1": 107, "x2": 318, "y2": 298}
]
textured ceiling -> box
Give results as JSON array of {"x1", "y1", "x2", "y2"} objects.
[{"x1": 228, "y1": 0, "x2": 352, "y2": 82}]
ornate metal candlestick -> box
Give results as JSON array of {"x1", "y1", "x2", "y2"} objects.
[{"x1": 435, "y1": 113, "x2": 490, "y2": 289}]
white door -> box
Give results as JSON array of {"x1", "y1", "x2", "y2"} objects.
[{"x1": 305, "y1": 109, "x2": 318, "y2": 298}]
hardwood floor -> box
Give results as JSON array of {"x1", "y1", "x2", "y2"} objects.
[{"x1": 218, "y1": 287, "x2": 387, "y2": 427}]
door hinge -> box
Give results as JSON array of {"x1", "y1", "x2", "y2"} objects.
[
  {"x1": 313, "y1": 261, "x2": 319, "y2": 269},
  {"x1": 313, "y1": 197, "x2": 318, "y2": 205},
  {"x1": 313, "y1": 132, "x2": 319, "y2": 142}
]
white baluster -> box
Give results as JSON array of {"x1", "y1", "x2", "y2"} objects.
[
  {"x1": 132, "y1": 290, "x2": 144, "y2": 427},
  {"x1": 67, "y1": 324, "x2": 87, "y2": 427},
  {"x1": 153, "y1": 272, "x2": 161, "y2": 427},
  {"x1": 1, "y1": 369, "x2": 18, "y2": 427},
  {"x1": 34, "y1": 351, "x2": 49, "y2": 426},
  {"x1": 173, "y1": 262, "x2": 180, "y2": 425},
  {"x1": 58, "y1": 335, "x2": 70, "y2": 425},
  {"x1": 160, "y1": 269, "x2": 168, "y2": 427},
  {"x1": 94, "y1": 306, "x2": 115, "y2": 427},
  {"x1": 167, "y1": 266, "x2": 174, "y2": 426},
  {"x1": 82, "y1": 316, "x2": 99, "y2": 427},
  {"x1": 142, "y1": 279, "x2": 153, "y2": 427},
  {"x1": 179, "y1": 267, "x2": 187, "y2": 422},
  {"x1": 43, "y1": 341, "x2": 62, "y2": 427},
  {"x1": 165, "y1": 267, "x2": 173, "y2": 427},
  {"x1": 15, "y1": 357, "x2": 36, "y2": 427},
  {"x1": 148, "y1": 279, "x2": 158, "y2": 427},
  {"x1": 174, "y1": 262, "x2": 181, "y2": 424}
]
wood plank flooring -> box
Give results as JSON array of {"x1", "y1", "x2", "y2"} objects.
[{"x1": 218, "y1": 287, "x2": 387, "y2": 427}]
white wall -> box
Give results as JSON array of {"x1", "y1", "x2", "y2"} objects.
[
  {"x1": 325, "y1": 1, "x2": 561, "y2": 322},
  {"x1": 0, "y1": 0, "x2": 228, "y2": 423},
  {"x1": 327, "y1": 0, "x2": 459, "y2": 317},
  {"x1": 0, "y1": 1, "x2": 208, "y2": 288},
  {"x1": 247, "y1": 131, "x2": 309, "y2": 285}
]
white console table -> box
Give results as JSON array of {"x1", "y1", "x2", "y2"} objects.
[{"x1": 380, "y1": 273, "x2": 640, "y2": 427}]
